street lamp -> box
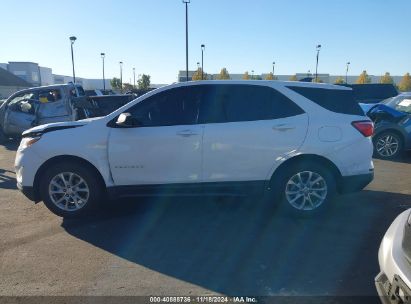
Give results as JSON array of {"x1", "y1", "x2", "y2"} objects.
[
  {"x1": 272, "y1": 61, "x2": 275, "y2": 78},
  {"x1": 69, "y1": 36, "x2": 77, "y2": 83},
  {"x1": 119, "y1": 61, "x2": 123, "y2": 92},
  {"x1": 183, "y1": 0, "x2": 190, "y2": 82},
  {"x1": 315, "y1": 44, "x2": 321, "y2": 82},
  {"x1": 346, "y1": 62, "x2": 350, "y2": 84},
  {"x1": 251, "y1": 70, "x2": 254, "y2": 80},
  {"x1": 197, "y1": 62, "x2": 200, "y2": 69},
  {"x1": 201, "y1": 44, "x2": 205, "y2": 80},
  {"x1": 101, "y1": 53, "x2": 105, "y2": 91},
  {"x1": 133, "y1": 67, "x2": 136, "y2": 89}
]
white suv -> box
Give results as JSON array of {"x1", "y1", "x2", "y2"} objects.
[{"x1": 15, "y1": 81, "x2": 374, "y2": 218}]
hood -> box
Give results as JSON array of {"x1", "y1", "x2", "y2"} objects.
[{"x1": 22, "y1": 117, "x2": 100, "y2": 137}]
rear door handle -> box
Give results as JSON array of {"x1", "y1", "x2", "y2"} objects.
[
  {"x1": 272, "y1": 124, "x2": 295, "y2": 131},
  {"x1": 176, "y1": 129, "x2": 198, "y2": 137}
]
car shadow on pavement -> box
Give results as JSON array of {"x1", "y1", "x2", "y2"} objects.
[
  {"x1": 61, "y1": 190, "x2": 411, "y2": 296},
  {"x1": 1, "y1": 139, "x2": 19, "y2": 151},
  {"x1": 0, "y1": 168, "x2": 16, "y2": 189}
]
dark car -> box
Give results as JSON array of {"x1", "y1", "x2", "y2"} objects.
[
  {"x1": 360, "y1": 93, "x2": 411, "y2": 159},
  {"x1": 341, "y1": 83, "x2": 398, "y2": 104}
]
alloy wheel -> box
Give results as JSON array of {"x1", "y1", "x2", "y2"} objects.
[
  {"x1": 48, "y1": 172, "x2": 90, "y2": 211},
  {"x1": 285, "y1": 171, "x2": 328, "y2": 211}
]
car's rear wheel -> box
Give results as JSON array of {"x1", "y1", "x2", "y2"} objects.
[
  {"x1": 40, "y1": 162, "x2": 102, "y2": 218},
  {"x1": 373, "y1": 131, "x2": 403, "y2": 160},
  {"x1": 270, "y1": 163, "x2": 336, "y2": 216}
]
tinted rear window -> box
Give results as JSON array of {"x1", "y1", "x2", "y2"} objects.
[
  {"x1": 287, "y1": 86, "x2": 364, "y2": 115},
  {"x1": 199, "y1": 84, "x2": 305, "y2": 123}
]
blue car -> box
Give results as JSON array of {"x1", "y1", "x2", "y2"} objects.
[{"x1": 360, "y1": 93, "x2": 411, "y2": 159}]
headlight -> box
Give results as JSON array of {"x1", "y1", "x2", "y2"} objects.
[{"x1": 19, "y1": 136, "x2": 41, "y2": 150}]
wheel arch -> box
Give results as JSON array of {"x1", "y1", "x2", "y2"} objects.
[
  {"x1": 33, "y1": 155, "x2": 107, "y2": 201},
  {"x1": 269, "y1": 154, "x2": 343, "y2": 193}
]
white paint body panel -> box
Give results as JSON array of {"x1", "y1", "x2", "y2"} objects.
[
  {"x1": 202, "y1": 114, "x2": 308, "y2": 182},
  {"x1": 108, "y1": 125, "x2": 203, "y2": 185}
]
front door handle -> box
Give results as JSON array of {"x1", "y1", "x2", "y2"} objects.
[
  {"x1": 176, "y1": 129, "x2": 198, "y2": 137},
  {"x1": 272, "y1": 124, "x2": 295, "y2": 131}
]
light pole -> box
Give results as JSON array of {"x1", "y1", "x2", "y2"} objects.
[
  {"x1": 101, "y1": 53, "x2": 105, "y2": 91},
  {"x1": 315, "y1": 44, "x2": 321, "y2": 82},
  {"x1": 119, "y1": 61, "x2": 123, "y2": 93},
  {"x1": 251, "y1": 70, "x2": 254, "y2": 80},
  {"x1": 183, "y1": 0, "x2": 190, "y2": 82},
  {"x1": 201, "y1": 44, "x2": 205, "y2": 80},
  {"x1": 346, "y1": 62, "x2": 350, "y2": 84},
  {"x1": 69, "y1": 36, "x2": 77, "y2": 83},
  {"x1": 133, "y1": 68, "x2": 136, "y2": 89},
  {"x1": 272, "y1": 61, "x2": 275, "y2": 78}
]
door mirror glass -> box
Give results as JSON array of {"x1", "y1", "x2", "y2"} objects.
[{"x1": 116, "y1": 113, "x2": 141, "y2": 127}]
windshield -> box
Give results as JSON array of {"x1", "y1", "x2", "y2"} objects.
[{"x1": 384, "y1": 95, "x2": 411, "y2": 114}]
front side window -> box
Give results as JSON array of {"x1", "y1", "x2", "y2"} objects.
[
  {"x1": 128, "y1": 86, "x2": 202, "y2": 127},
  {"x1": 8, "y1": 92, "x2": 38, "y2": 114}
]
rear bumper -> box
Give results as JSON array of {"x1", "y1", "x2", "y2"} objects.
[
  {"x1": 17, "y1": 182, "x2": 39, "y2": 202},
  {"x1": 339, "y1": 171, "x2": 374, "y2": 193}
]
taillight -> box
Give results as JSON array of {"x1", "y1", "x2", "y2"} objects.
[{"x1": 351, "y1": 120, "x2": 374, "y2": 137}]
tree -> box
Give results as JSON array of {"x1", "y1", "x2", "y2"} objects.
[
  {"x1": 216, "y1": 68, "x2": 230, "y2": 80},
  {"x1": 110, "y1": 77, "x2": 121, "y2": 90},
  {"x1": 398, "y1": 73, "x2": 411, "y2": 92},
  {"x1": 334, "y1": 76, "x2": 345, "y2": 84},
  {"x1": 356, "y1": 70, "x2": 372, "y2": 84},
  {"x1": 265, "y1": 72, "x2": 278, "y2": 80},
  {"x1": 137, "y1": 74, "x2": 151, "y2": 90},
  {"x1": 289, "y1": 75, "x2": 298, "y2": 81},
  {"x1": 122, "y1": 83, "x2": 134, "y2": 91},
  {"x1": 242, "y1": 71, "x2": 250, "y2": 80},
  {"x1": 313, "y1": 77, "x2": 323, "y2": 83},
  {"x1": 380, "y1": 72, "x2": 394, "y2": 84},
  {"x1": 192, "y1": 68, "x2": 206, "y2": 81}
]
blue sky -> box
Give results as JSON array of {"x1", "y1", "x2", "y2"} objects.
[{"x1": 1, "y1": 0, "x2": 410, "y2": 84}]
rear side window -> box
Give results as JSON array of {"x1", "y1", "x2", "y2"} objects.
[
  {"x1": 287, "y1": 86, "x2": 364, "y2": 115},
  {"x1": 199, "y1": 84, "x2": 304, "y2": 123}
]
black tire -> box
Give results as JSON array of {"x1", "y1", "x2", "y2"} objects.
[
  {"x1": 373, "y1": 131, "x2": 404, "y2": 160},
  {"x1": 39, "y1": 162, "x2": 103, "y2": 218},
  {"x1": 268, "y1": 162, "x2": 337, "y2": 217}
]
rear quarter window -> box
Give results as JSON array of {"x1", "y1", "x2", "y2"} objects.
[{"x1": 287, "y1": 86, "x2": 364, "y2": 116}]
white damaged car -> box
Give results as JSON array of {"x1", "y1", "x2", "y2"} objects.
[{"x1": 376, "y1": 209, "x2": 411, "y2": 304}]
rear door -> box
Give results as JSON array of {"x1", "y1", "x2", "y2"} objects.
[
  {"x1": 37, "y1": 88, "x2": 72, "y2": 124},
  {"x1": 200, "y1": 84, "x2": 309, "y2": 183}
]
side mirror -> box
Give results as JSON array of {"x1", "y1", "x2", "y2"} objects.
[{"x1": 116, "y1": 113, "x2": 141, "y2": 128}]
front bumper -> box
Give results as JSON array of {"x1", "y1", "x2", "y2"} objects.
[
  {"x1": 376, "y1": 210, "x2": 411, "y2": 304},
  {"x1": 375, "y1": 272, "x2": 411, "y2": 304},
  {"x1": 339, "y1": 171, "x2": 374, "y2": 193}
]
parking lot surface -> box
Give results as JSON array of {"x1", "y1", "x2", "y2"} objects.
[{"x1": 1, "y1": 141, "x2": 411, "y2": 296}]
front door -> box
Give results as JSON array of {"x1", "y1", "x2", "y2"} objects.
[
  {"x1": 3, "y1": 91, "x2": 37, "y2": 136},
  {"x1": 108, "y1": 86, "x2": 205, "y2": 186}
]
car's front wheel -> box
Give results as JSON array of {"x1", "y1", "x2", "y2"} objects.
[
  {"x1": 40, "y1": 162, "x2": 103, "y2": 218},
  {"x1": 373, "y1": 131, "x2": 403, "y2": 160}
]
